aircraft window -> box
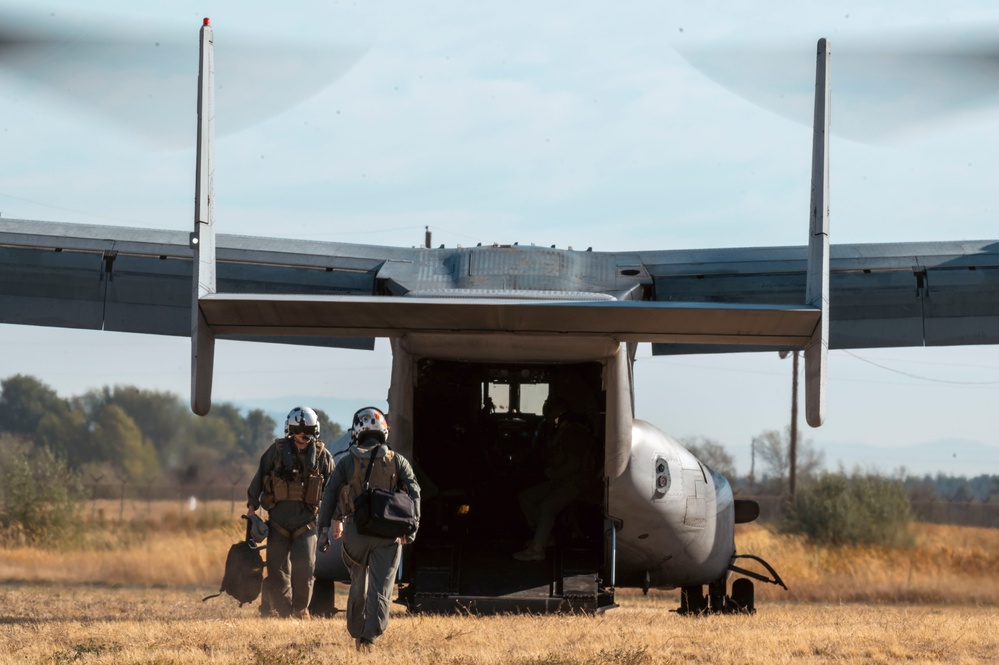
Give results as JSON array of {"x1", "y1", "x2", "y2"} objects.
[
  {"x1": 519, "y1": 383, "x2": 549, "y2": 415},
  {"x1": 483, "y1": 382, "x2": 510, "y2": 413}
]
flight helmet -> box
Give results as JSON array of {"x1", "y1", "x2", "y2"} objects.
[
  {"x1": 285, "y1": 406, "x2": 320, "y2": 438},
  {"x1": 351, "y1": 406, "x2": 389, "y2": 444}
]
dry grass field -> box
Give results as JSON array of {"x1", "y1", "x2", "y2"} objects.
[
  {"x1": 737, "y1": 522, "x2": 999, "y2": 605},
  {"x1": 0, "y1": 502, "x2": 996, "y2": 664},
  {"x1": 0, "y1": 586, "x2": 995, "y2": 664}
]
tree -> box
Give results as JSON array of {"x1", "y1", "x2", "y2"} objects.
[
  {"x1": 752, "y1": 426, "x2": 824, "y2": 494},
  {"x1": 0, "y1": 374, "x2": 342, "y2": 478},
  {"x1": 36, "y1": 407, "x2": 88, "y2": 466},
  {"x1": 0, "y1": 375, "x2": 69, "y2": 437},
  {"x1": 0, "y1": 434, "x2": 83, "y2": 548},
  {"x1": 176, "y1": 413, "x2": 239, "y2": 480},
  {"x1": 314, "y1": 408, "x2": 345, "y2": 443},
  {"x1": 679, "y1": 436, "x2": 736, "y2": 479},
  {"x1": 89, "y1": 403, "x2": 160, "y2": 482},
  {"x1": 207, "y1": 403, "x2": 278, "y2": 460},
  {"x1": 242, "y1": 409, "x2": 279, "y2": 457},
  {"x1": 107, "y1": 386, "x2": 188, "y2": 453},
  {"x1": 783, "y1": 471, "x2": 913, "y2": 547}
]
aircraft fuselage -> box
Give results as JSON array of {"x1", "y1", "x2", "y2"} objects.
[{"x1": 317, "y1": 332, "x2": 739, "y2": 611}]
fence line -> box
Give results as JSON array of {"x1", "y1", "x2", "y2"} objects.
[
  {"x1": 80, "y1": 484, "x2": 999, "y2": 528},
  {"x1": 86, "y1": 482, "x2": 250, "y2": 502},
  {"x1": 85, "y1": 481, "x2": 251, "y2": 520},
  {"x1": 743, "y1": 495, "x2": 999, "y2": 529}
]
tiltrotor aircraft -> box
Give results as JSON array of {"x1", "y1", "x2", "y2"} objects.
[{"x1": 1, "y1": 20, "x2": 997, "y2": 615}]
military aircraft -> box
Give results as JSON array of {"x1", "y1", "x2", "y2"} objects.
[{"x1": 2, "y1": 17, "x2": 998, "y2": 615}]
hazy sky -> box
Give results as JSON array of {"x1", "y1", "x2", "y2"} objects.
[{"x1": 1, "y1": 1, "x2": 998, "y2": 477}]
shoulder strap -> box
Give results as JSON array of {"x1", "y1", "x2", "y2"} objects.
[
  {"x1": 361, "y1": 446, "x2": 379, "y2": 490},
  {"x1": 275, "y1": 439, "x2": 295, "y2": 471},
  {"x1": 314, "y1": 440, "x2": 327, "y2": 471},
  {"x1": 392, "y1": 454, "x2": 403, "y2": 490}
]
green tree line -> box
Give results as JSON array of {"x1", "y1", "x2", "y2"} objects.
[{"x1": 0, "y1": 374, "x2": 343, "y2": 484}]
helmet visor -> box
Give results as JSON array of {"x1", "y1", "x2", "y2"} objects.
[{"x1": 288, "y1": 424, "x2": 317, "y2": 436}]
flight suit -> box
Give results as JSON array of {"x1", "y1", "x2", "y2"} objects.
[
  {"x1": 319, "y1": 443, "x2": 420, "y2": 645},
  {"x1": 247, "y1": 437, "x2": 334, "y2": 617}
]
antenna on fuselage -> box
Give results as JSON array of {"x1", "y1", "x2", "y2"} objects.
[
  {"x1": 804, "y1": 38, "x2": 830, "y2": 427},
  {"x1": 190, "y1": 17, "x2": 216, "y2": 416}
]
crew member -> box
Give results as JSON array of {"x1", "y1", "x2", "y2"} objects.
[
  {"x1": 318, "y1": 406, "x2": 420, "y2": 651},
  {"x1": 513, "y1": 396, "x2": 595, "y2": 561},
  {"x1": 246, "y1": 406, "x2": 334, "y2": 619}
]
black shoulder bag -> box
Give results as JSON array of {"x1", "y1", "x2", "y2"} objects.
[{"x1": 353, "y1": 447, "x2": 418, "y2": 539}]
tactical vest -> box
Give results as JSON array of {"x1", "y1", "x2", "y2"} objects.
[
  {"x1": 338, "y1": 446, "x2": 399, "y2": 518},
  {"x1": 262, "y1": 439, "x2": 326, "y2": 511}
]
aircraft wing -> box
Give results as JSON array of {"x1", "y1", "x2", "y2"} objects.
[
  {"x1": 644, "y1": 239, "x2": 999, "y2": 353},
  {"x1": 2, "y1": 218, "x2": 996, "y2": 352},
  {"x1": 0, "y1": 218, "x2": 818, "y2": 348},
  {"x1": 0, "y1": 218, "x2": 395, "y2": 350}
]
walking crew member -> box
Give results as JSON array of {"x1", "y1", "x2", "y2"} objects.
[
  {"x1": 318, "y1": 406, "x2": 420, "y2": 651},
  {"x1": 247, "y1": 406, "x2": 334, "y2": 619}
]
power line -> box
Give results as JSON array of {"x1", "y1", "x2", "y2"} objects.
[
  {"x1": 842, "y1": 350, "x2": 999, "y2": 386},
  {"x1": 641, "y1": 354, "x2": 999, "y2": 389}
]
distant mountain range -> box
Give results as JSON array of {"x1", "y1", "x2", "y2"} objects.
[
  {"x1": 234, "y1": 396, "x2": 998, "y2": 479},
  {"x1": 815, "y1": 438, "x2": 999, "y2": 478}
]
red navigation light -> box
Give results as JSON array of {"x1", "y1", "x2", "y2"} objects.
[{"x1": 203, "y1": 17, "x2": 211, "y2": 26}]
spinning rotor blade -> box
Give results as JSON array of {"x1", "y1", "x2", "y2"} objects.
[
  {"x1": 0, "y1": 9, "x2": 363, "y2": 146},
  {"x1": 677, "y1": 27, "x2": 999, "y2": 142}
]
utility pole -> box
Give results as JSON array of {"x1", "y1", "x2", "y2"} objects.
[
  {"x1": 789, "y1": 350, "x2": 799, "y2": 502},
  {"x1": 779, "y1": 349, "x2": 800, "y2": 502}
]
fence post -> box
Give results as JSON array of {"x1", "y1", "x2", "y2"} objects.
[
  {"x1": 88, "y1": 473, "x2": 104, "y2": 520},
  {"x1": 111, "y1": 468, "x2": 129, "y2": 523},
  {"x1": 229, "y1": 470, "x2": 244, "y2": 515}
]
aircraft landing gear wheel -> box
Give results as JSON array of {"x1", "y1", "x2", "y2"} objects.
[
  {"x1": 731, "y1": 577, "x2": 755, "y2": 614},
  {"x1": 708, "y1": 577, "x2": 727, "y2": 613},
  {"x1": 678, "y1": 585, "x2": 707, "y2": 615}
]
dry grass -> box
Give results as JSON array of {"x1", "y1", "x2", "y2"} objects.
[
  {"x1": 0, "y1": 508, "x2": 997, "y2": 663},
  {"x1": 0, "y1": 585, "x2": 995, "y2": 664},
  {"x1": 3, "y1": 507, "x2": 995, "y2": 605},
  {"x1": 736, "y1": 522, "x2": 999, "y2": 605},
  {"x1": 0, "y1": 502, "x2": 243, "y2": 586}
]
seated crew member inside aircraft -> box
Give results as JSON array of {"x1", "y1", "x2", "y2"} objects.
[
  {"x1": 245, "y1": 406, "x2": 334, "y2": 619},
  {"x1": 513, "y1": 396, "x2": 595, "y2": 562}
]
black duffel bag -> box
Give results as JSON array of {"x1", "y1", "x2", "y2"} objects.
[
  {"x1": 353, "y1": 448, "x2": 418, "y2": 539},
  {"x1": 202, "y1": 515, "x2": 264, "y2": 606}
]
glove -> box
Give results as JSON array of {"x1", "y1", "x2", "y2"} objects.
[{"x1": 318, "y1": 527, "x2": 331, "y2": 553}]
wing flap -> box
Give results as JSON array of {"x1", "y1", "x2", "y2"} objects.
[{"x1": 198, "y1": 293, "x2": 821, "y2": 346}]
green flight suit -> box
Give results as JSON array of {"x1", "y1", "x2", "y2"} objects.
[{"x1": 319, "y1": 442, "x2": 420, "y2": 644}]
